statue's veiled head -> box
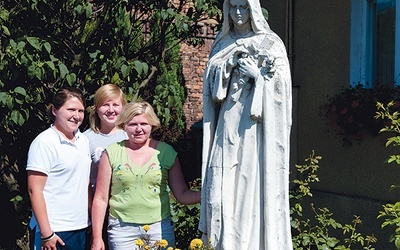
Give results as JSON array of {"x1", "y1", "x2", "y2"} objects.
[{"x1": 221, "y1": 0, "x2": 269, "y2": 35}]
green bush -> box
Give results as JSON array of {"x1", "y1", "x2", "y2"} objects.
[
  {"x1": 0, "y1": 1, "x2": 221, "y2": 247},
  {"x1": 170, "y1": 179, "x2": 202, "y2": 249},
  {"x1": 290, "y1": 151, "x2": 377, "y2": 250},
  {"x1": 375, "y1": 101, "x2": 400, "y2": 249},
  {"x1": 170, "y1": 151, "x2": 377, "y2": 249}
]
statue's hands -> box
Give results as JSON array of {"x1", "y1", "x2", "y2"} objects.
[{"x1": 237, "y1": 57, "x2": 259, "y2": 79}]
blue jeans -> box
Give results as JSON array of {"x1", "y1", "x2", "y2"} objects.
[
  {"x1": 107, "y1": 216, "x2": 175, "y2": 250},
  {"x1": 32, "y1": 227, "x2": 88, "y2": 250}
]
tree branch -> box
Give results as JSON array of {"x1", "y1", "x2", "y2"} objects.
[{"x1": 133, "y1": 65, "x2": 157, "y2": 101}]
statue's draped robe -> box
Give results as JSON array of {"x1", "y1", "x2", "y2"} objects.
[{"x1": 199, "y1": 12, "x2": 293, "y2": 249}]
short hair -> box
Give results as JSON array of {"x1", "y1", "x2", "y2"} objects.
[
  {"x1": 47, "y1": 87, "x2": 86, "y2": 120},
  {"x1": 88, "y1": 84, "x2": 127, "y2": 133},
  {"x1": 115, "y1": 101, "x2": 161, "y2": 131}
]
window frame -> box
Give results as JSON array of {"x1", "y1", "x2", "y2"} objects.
[{"x1": 350, "y1": 0, "x2": 400, "y2": 87}]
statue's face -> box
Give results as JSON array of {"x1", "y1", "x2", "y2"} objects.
[{"x1": 229, "y1": 0, "x2": 250, "y2": 27}]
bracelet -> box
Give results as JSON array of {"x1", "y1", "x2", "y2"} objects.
[{"x1": 41, "y1": 232, "x2": 55, "y2": 242}]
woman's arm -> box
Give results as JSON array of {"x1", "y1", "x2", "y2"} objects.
[
  {"x1": 27, "y1": 171, "x2": 65, "y2": 248},
  {"x1": 168, "y1": 157, "x2": 201, "y2": 205},
  {"x1": 91, "y1": 152, "x2": 112, "y2": 250}
]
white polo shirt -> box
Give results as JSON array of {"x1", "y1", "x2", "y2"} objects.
[{"x1": 26, "y1": 125, "x2": 91, "y2": 232}]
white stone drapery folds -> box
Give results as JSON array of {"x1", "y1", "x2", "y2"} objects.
[{"x1": 199, "y1": 0, "x2": 293, "y2": 249}]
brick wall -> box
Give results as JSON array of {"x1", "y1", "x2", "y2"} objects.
[
  {"x1": 180, "y1": 22, "x2": 217, "y2": 129},
  {"x1": 177, "y1": 22, "x2": 217, "y2": 181}
]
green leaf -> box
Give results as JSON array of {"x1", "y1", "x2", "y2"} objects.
[
  {"x1": 167, "y1": 8, "x2": 175, "y2": 16},
  {"x1": 27, "y1": 65, "x2": 36, "y2": 78},
  {"x1": 11, "y1": 110, "x2": 25, "y2": 126},
  {"x1": 14, "y1": 86, "x2": 26, "y2": 96},
  {"x1": 0, "y1": 8, "x2": 9, "y2": 21},
  {"x1": 46, "y1": 61, "x2": 55, "y2": 70},
  {"x1": 75, "y1": 5, "x2": 83, "y2": 15},
  {"x1": 395, "y1": 236, "x2": 400, "y2": 249},
  {"x1": 49, "y1": 55, "x2": 58, "y2": 62},
  {"x1": 43, "y1": 42, "x2": 51, "y2": 54},
  {"x1": 26, "y1": 37, "x2": 41, "y2": 50},
  {"x1": 35, "y1": 67, "x2": 43, "y2": 80},
  {"x1": 10, "y1": 195, "x2": 23, "y2": 202},
  {"x1": 1, "y1": 25, "x2": 10, "y2": 36},
  {"x1": 111, "y1": 72, "x2": 121, "y2": 83},
  {"x1": 160, "y1": 10, "x2": 168, "y2": 20},
  {"x1": 0, "y1": 92, "x2": 9, "y2": 105},
  {"x1": 89, "y1": 50, "x2": 100, "y2": 59},
  {"x1": 66, "y1": 73, "x2": 76, "y2": 85},
  {"x1": 59, "y1": 63, "x2": 69, "y2": 78},
  {"x1": 134, "y1": 60, "x2": 143, "y2": 75},
  {"x1": 261, "y1": 7, "x2": 269, "y2": 21},
  {"x1": 4, "y1": 93, "x2": 13, "y2": 109},
  {"x1": 85, "y1": 3, "x2": 93, "y2": 18},
  {"x1": 17, "y1": 41, "x2": 26, "y2": 52},
  {"x1": 142, "y1": 62, "x2": 149, "y2": 75},
  {"x1": 121, "y1": 64, "x2": 130, "y2": 78},
  {"x1": 164, "y1": 107, "x2": 171, "y2": 123}
]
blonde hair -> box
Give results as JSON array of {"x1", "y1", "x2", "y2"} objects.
[
  {"x1": 115, "y1": 101, "x2": 161, "y2": 131},
  {"x1": 88, "y1": 84, "x2": 127, "y2": 133}
]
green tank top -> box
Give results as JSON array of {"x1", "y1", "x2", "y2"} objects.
[{"x1": 106, "y1": 140, "x2": 177, "y2": 224}]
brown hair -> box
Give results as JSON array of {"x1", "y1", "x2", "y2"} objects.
[{"x1": 47, "y1": 87, "x2": 86, "y2": 120}]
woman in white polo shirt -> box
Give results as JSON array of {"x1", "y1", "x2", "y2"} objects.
[{"x1": 27, "y1": 87, "x2": 92, "y2": 250}]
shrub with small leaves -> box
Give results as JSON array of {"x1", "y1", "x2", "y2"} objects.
[
  {"x1": 375, "y1": 101, "x2": 400, "y2": 249},
  {"x1": 170, "y1": 179, "x2": 202, "y2": 249},
  {"x1": 290, "y1": 151, "x2": 377, "y2": 250}
]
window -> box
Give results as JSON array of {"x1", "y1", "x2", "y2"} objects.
[{"x1": 350, "y1": 0, "x2": 400, "y2": 87}]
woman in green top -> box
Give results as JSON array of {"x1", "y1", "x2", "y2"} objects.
[{"x1": 91, "y1": 101, "x2": 201, "y2": 250}]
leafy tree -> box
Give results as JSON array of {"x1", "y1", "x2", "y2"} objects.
[{"x1": 0, "y1": 0, "x2": 220, "y2": 248}]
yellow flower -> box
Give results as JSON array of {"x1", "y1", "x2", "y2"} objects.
[
  {"x1": 144, "y1": 246, "x2": 151, "y2": 250},
  {"x1": 135, "y1": 238, "x2": 144, "y2": 247},
  {"x1": 143, "y1": 225, "x2": 150, "y2": 232},
  {"x1": 189, "y1": 238, "x2": 203, "y2": 250},
  {"x1": 154, "y1": 239, "x2": 168, "y2": 248},
  {"x1": 167, "y1": 248, "x2": 174, "y2": 250}
]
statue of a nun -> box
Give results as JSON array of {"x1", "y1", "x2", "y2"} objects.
[{"x1": 199, "y1": 0, "x2": 293, "y2": 249}]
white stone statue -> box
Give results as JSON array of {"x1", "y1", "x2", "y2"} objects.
[{"x1": 199, "y1": 0, "x2": 293, "y2": 249}]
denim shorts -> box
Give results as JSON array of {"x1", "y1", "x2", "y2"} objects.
[
  {"x1": 32, "y1": 227, "x2": 88, "y2": 250},
  {"x1": 107, "y1": 216, "x2": 175, "y2": 250}
]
